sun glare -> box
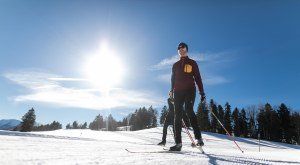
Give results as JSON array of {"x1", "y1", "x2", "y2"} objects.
[{"x1": 83, "y1": 42, "x2": 125, "y2": 91}]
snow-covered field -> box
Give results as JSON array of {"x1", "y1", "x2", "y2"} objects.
[{"x1": 0, "y1": 127, "x2": 300, "y2": 165}]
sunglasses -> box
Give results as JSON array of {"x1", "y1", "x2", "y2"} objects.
[{"x1": 178, "y1": 46, "x2": 186, "y2": 50}]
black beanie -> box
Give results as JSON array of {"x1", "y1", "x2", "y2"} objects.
[{"x1": 178, "y1": 42, "x2": 188, "y2": 52}]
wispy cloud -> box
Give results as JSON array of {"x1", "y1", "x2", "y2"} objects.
[
  {"x1": 203, "y1": 75, "x2": 230, "y2": 85},
  {"x1": 149, "y1": 55, "x2": 178, "y2": 70},
  {"x1": 3, "y1": 70, "x2": 164, "y2": 110},
  {"x1": 157, "y1": 73, "x2": 171, "y2": 83},
  {"x1": 150, "y1": 51, "x2": 232, "y2": 71},
  {"x1": 153, "y1": 51, "x2": 234, "y2": 86},
  {"x1": 156, "y1": 73, "x2": 229, "y2": 86},
  {"x1": 48, "y1": 77, "x2": 87, "y2": 81}
]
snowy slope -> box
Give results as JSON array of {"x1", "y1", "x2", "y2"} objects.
[{"x1": 0, "y1": 127, "x2": 300, "y2": 165}]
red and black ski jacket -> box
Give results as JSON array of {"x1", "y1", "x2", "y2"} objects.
[{"x1": 171, "y1": 56, "x2": 204, "y2": 95}]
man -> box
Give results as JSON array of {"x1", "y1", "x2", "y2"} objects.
[
  {"x1": 158, "y1": 98, "x2": 190, "y2": 146},
  {"x1": 169, "y1": 42, "x2": 206, "y2": 151}
]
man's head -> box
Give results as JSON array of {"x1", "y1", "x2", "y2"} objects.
[{"x1": 177, "y1": 42, "x2": 188, "y2": 57}]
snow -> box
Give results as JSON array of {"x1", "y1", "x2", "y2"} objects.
[{"x1": 0, "y1": 127, "x2": 300, "y2": 165}]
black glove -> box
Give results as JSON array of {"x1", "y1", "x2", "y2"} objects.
[{"x1": 200, "y1": 93, "x2": 206, "y2": 103}]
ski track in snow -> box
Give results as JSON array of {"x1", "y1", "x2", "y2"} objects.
[{"x1": 0, "y1": 128, "x2": 300, "y2": 165}]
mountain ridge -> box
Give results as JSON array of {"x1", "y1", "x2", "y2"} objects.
[{"x1": 0, "y1": 119, "x2": 21, "y2": 130}]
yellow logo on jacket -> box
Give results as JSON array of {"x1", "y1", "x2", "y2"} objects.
[{"x1": 184, "y1": 64, "x2": 192, "y2": 73}]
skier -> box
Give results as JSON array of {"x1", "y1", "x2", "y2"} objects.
[
  {"x1": 169, "y1": 42, "x2": 206, "y2": 151},
  {"x1": 158, "y1": 98, "x2": 190, "y2": 146},
  {"x1": 157, "y1": 98, "x2": 175, "y2": 146}
]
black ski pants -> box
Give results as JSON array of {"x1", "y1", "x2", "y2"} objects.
[
  {"x1": 162, "y1": 98, "x2": 191, "y2": 142},
  {"x1": 174, "y1": 89, "x2": 202, "y2": 144}
]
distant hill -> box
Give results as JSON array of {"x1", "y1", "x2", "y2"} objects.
[{"x1": 0, "y1": 119, "x2": 21, "y2": 130}]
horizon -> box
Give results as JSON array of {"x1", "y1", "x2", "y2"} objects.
[{"x1": 1, "y1": 0, "x2": 300, "y2": 126}]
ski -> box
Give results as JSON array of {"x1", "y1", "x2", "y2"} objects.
[
  {"x1": 157, "y1": 142, "x2": 204, "y2": 153},
  {"x1": 125, "y1": 146, "x2": 205, "y2": 154},
  {"x1": 191, "y1": 143, "x2": 205, "y2": 154},
  {"x1": 125, "y1": 148, "x2": 182, "y2": 154},
  {"x1": 197, "y1": 146, "x2": 205, "y2": 154}
]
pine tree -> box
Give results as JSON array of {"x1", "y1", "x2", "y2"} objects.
[
  {"x1": 72, "y1": 121, "x2": 79, "y2": 129},
  {"x1": 107, "y1": 114, "x2": 117, "y2": 131},
  {"x1": 66, "y1": 123, "x2": 71, "y2": 129},
  {"x1": 50, "y1": 121, "x2": 62, "y2": 130},
  {"x1": 128, "y1": 106, "x2": 158, "y2": 131},
  {"x1": 89, "y1": 114, "x2": 104, "y2": 130},
  {"x1": 224, "y1": 102, "x2": 232, "y2": 134},
  {"x1": 265, "y1": 103, "x2": 280, "y2": 141},
  {"x1": 160, "y1": 106, "x2": 168, "y2": 125},
  {"x1": 257, "y1": 105, "x2": 266, "y2": 139},
  {"x1": 137, "y1": 107, "x2": 150, "y2": 130},
  {"x1": 137, "y1": 107, "x2": 146, "y2": 130},
  {"x1": 49, "y1": 121, "x2": 55, "y2": 130},
  {"x1": 239, "y1": 108, "x2": 248, "y2": 137},
  {"x1": 246, "y1": 105, "x2": 257, "y2": 138},
  {"x1": 197, "y1": 102, "x2": 210, "y2": 131},
  {"x1": 121, "y1": 118, "x2": 127, "y2": 126},
  {"x1": 210, "y1": 99, "x2": 218, "y2": 133},
  {"x1": 258, "y1": 103, "x2": 280, "y2": 141},
  {"x1": 148, "y1": 106, "x2": 158, "y2": 128},
  {"x1": 270, "y1": 108, "x2": 281, "y2": 141},
  {"x1": 20, "y1": 108, "x2": 36, "y2": 132},
  {"x1": 291, "y1": 112, "x2": 300, "y2": 144},
  {"x1": 81, "y1": 122, "x2": 87, "y2": 129},
  {"x1": 129, "y1": 112, "x2": 138, "y2": 131},
  {"x1": 264, "y1": 103, "x2": 272, "y2": 140},
  {"x1": 232, "y1": 107, "x2": 240, "y2": 137},
  {"x1": 217, "y1": 105, "x2": 225, "y2": 134},
  {"x1": 124, "y1": 113, "x2": 134, "y2": 129},
  {"x1": 277, "y1": 103, "x2": 291, "y2": 143}
]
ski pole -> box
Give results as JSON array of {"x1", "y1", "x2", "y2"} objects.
[
  {"x1": 203, "y1": 102, "x2": 244, "y2": 153},
  {"x1": 182, "y1": 119, "x2": 205, "y2": 153},
  {"x1": 182, "y1": 119, "x2": 197, "y2": 146}
]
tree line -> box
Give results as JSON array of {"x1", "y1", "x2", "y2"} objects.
[
  {"x1": 17, "y1": 106, "x2": 158, "y2": 132},
  {"x1": 127, "y1": 106, "x2": 158, "y2": 131},
  {"x1": 66, "y1": 121, "x2": 88, "y2": 129},
  {"x1": 32, "y1": 121, "x2": 62, "y2": 131},
  {"x1": 85, "y1": 114, "x2": 118, "y2": 131},
  {"x1": 15, "y1": 101, "x2": 300, "y2": 145},
  {"x1": 13, "y1": 108, "x2": 62, "y2": 132},
  {"x1": 88, "y1": 106, "x2": 159, "y2": 131},
  {"x1": 195, "y1": 99, "x2": 300, "y2": 145}
]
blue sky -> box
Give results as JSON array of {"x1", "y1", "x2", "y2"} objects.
[{"x1": 0, "y1": 0, "x2": 299, "y2": 126}]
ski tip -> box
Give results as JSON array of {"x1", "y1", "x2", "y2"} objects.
[{"x1": 125, "y1": 148, "x2": 133, "y2": 153}]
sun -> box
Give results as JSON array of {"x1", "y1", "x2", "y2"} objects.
[{"x1": 83, "y1": 43, "x2": 125, "y2": 91}]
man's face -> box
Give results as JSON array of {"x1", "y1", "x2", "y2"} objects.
[{"x1": 178, "y1": 46, "x2": 187, "y2": 57}]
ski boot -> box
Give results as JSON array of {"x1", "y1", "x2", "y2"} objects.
[
  {"x1": 197, "y1": 138, "x2": 204, "y2": 146},
  {"x1": 157, "y1": 141, "x2": 166, "y2": 146},
  {"x1": 191, "y1": 138, "x2": 204, "y2": 147},
  {"x1": 169, "y1": 143, "x2": 182, "y2": 151}
]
